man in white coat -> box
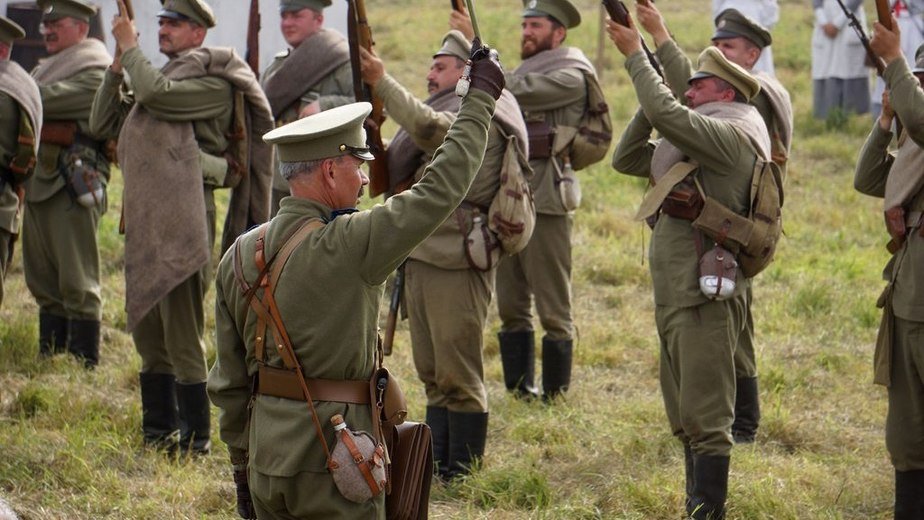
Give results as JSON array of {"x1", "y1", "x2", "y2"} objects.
[{"x1": 812, "y1": 0, "x2": 871, "y2": 119}]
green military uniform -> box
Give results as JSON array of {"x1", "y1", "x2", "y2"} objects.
[
  {"x1": 496, "y1": 0, "x2": 590, "y2": 400},
  {"x1": 208, "y1": 90, "x2": 496, "y2": 517},
  {"x1": 0, "y1": 17, "x2": 41, "y2": 309},
  {"x1": 23, "y1": 0, "x2": 111, "y2": 367},
  {"x1": 612, "y1": 47, "x2": 768, "y2": 519},
  {"x1": 855, "y1": 51, "x2": 924, "y2": 517},
  {"x1": 654, "y1": 8, "x2": 794, "y2": 443},
  {"x1": 375, "y1": 30, "x2": 529, "y2": 479},
  {"x1": 262, "y1": 0, "x2": 353, "y2": 216},
  {"x1": 89, "y1": 0, "x2": 273, "y2": 454}
]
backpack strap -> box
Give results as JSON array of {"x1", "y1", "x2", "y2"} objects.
[{"x1": 634, "y1": 161, "x2": 699, "y2": 221}]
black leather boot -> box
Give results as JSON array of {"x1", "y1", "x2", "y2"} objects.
[
  {"x1": 732, "y1": 377, "x2": 760, "y2": 444},
  {"x1": 542, "y1": 337, "x2": 573, "y2": 401},
  {"x1": 895, "y1": 469, "x2": 924, "y2": 519},
  {"x1": 684, "y1": 444, "x2": 695, "y2": 513},
  {"x1": 498, "y1": 330, "x2": 539, "y2": 400},
  {"x1": 688, "y1": 454, "x2": 729, "y2": 520},
  {"x1": 176, "y1": 382, "x2": 212, "y2": 455},
  {"x1": 426, "y1": 406, "x2": 450, "y2": 480},
  {"x1": 139, "y1": 372, "x2": 180, "y2": 452},
  {"x1": 38, "y1": 312, "x2": 67, "y2": 357},
  {"x1": 446, "y1": 411, "x2": 488, "y2": 480},
  {"x1": 68, "y1": 319, "x2": 100, "y2": 368}
]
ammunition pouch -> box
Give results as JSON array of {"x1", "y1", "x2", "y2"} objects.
[
  {"x1": 40, "y1": 121, "x2": 77, "y2": 147},
  {"x1": 691, "y1": 197, "x2": 753, "y2": 254},
  {"x1": 526, "y1": 120, "x2": 554, "y2": 160},
  {"x1": 661, "y1": 179, "x2": 704, "y2": 221}
]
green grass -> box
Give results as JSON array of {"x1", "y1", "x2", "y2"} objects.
[{"x1": 0, "y1": 0, "x2": 901, "y2": 518}]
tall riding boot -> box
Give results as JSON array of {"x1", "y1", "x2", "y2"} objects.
[
  {"x1": 426, "y1": 406, "x2": 450, "y2": 480},
  {"x1": 446, "y1": 411, "x2": 489, "y2": 480},
  {"x1": 541, "y1": 337, "x2": 573, "y2": 401},
  {"x1": 139, "y1": 372, "x2": 180, "y2": 452},
  {"x1": 176, "y1": 382, "x2": 212, "y2": 455},
  {"x1": 688, "y1": 454, "x2": 729, "y2": 520},
  {"x1": 498, "y1": 331, "x2": 539, "y2": 400},
  {"x1": 38, "y1": 312, "x2": 68, "y2": 357},
  {"x1": 67, "y1": 319, "x2": 100, "y2": 369},
  {"x1": 895, "y1": 469, "x2": 924, "y2": 519},
  {"x1": 731, "y1": 377, "x2": 760, "y2": 444},
  {"x1": 684, "y1": 444, "x2": 695, "y2": 513}
]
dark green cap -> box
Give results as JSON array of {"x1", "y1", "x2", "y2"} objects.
[
  {"x1": 38, "y1": 0, "x2": 97, "y2": 23},
  {"x1": 689, "y1": 46, "x2": 761, "y2": 102},
  {"x1": 158, "y1": 0, "x2": 216, "y2": 29},
  {"x1": 521, "y1": 0, "x2": 580, "y2": 29},
  {"x1": 713, "y1": 8, "x2": 772, "y2": 48},
  {"x1": 264, "y1": 102, "x2": 374, "y2": 162},
  {"x1": 0, "y1": 16, "x2": 26, "y2": 44},
  {"x1": 280, "y1": 0, "x2": 331, "y2": 13},
  {"x1": 433, "y1": 30, "x2": 471, "y2": 61}
]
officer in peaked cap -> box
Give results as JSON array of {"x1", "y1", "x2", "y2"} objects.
[
  {"x1": 713, "y1": 8, "x2": 772, "y2": 50},
  {"x1": 522, "y1": 0, "x2": 581, "y2": 29},
  {"x1": 280, "y1": 0, "x2": 332, "y2": 12},
  {"x1": 0, "y1": 16, "x2": 26, "y2": 44},
  {"x1": 38, "y1": 0, "x2": 96, "y2": 23},
  {"x1": 434, "y1": 29, "x2": 470, "y2": 60},
  {"x1": 210, "y1": 37, "x2": 506, "y2": 516},
  {"x1": 158, "y1": 0, "x2": 216, "y2": 28},
  {"x1": 689, "y1": 46, "x2": 761, "y2": 102}
]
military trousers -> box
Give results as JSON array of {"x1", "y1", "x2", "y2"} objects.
[
  {"x1": 656, "y1": 297, "x2": 746, "y2": 457},
  {"x1": 406, "y1": 259, "x2": 493, "y2": 413},
  {"x1": 886, "y1": 316, "x2": 924, "y2": 471},
  {"x1": 250, "y1": 468, "x2": 384, "y2": 519},
  {"x1": 132, "y1": 270, "x2": 208, "y2": 384},
  {"x1": 496, "y1": 213, "x2": 573, "y2": 340},
  {"x1": 734, "y1": 283, "x2": 758, "y2": 378},
  {"x1": 22, "y1": 189, "x2": 102, "y2": 320},
  {"x1": 0, "y1": 228, "x2": 10, "y2": 307}
]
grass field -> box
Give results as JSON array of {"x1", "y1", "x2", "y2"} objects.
[{"x1": 0, "y1": 0, "x2": 903, "y2": 518}]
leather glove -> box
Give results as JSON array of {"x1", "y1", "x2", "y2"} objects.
[
  {"x1": 468, "y1": 37, "x2": 505, "y2": 100},
  {"x1": 232, "y1": 467, "x2": 256, "y2": 519}
]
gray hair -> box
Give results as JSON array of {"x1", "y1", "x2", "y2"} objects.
[{"x1": 278, "y1": 158, "x2": 326, "y2": 181}]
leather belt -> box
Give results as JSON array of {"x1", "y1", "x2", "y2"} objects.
[{"x1": 256, "y1": 365, "x2": 370, "y2": 404}]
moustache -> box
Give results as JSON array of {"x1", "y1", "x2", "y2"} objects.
[{"x1": 44, "y1": 34, "x2": 58, "y2": 42}]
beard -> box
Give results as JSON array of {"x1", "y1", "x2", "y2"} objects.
[{"x1": 520, "y1": 32, "x2": 555, "y2": 60}]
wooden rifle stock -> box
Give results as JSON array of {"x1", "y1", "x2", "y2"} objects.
[
  {"x1": 246, "y1": 0, "x2": 261, "y2": 78},
  {"x1": 451, "y1": 0, "x2": 465, "y2": 11},
  {"x1": 601, "y1": 0, "x2": 663, "y2": 77},
  {"x1": 381, "y1": 263, "x2": 405, "y2": 356},
  {"x1": 876, "y1": 0, "x2": 893, "y2": 30},
  {"x1": 120, "y1": 0, "x2": 134, "y2": 20},
  {"x1": 346, "y1": 0, "x2": 389, "y2": 198}
]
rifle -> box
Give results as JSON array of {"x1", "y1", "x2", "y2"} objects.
[
  {"x1": 835, "y1": 0, "x2": 885, "y2": 75},
  {"x1": 876, "y1": 0, "x2": 894, "y2": 31},
  {"x1": 381, "y1": 262, "x2": 404, "y2": 356},
  {"x1": 602, "y1": 0, "x2": 663, "y2": 77},
  {"x1": 246, "y1": 0, "x2": 261, "y2": 79},
  {"x1": 346, "y1": 0, "x2": 389, "y2": 198},
  {"x1": 118, "y1": 0, "x2": 134, "y2": 21},
  {"x1": 451, "y1": 0, "x2": 464, "y2": 11}
]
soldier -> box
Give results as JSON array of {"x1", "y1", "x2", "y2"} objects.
[
  {"x1": 207, "y1": 47, "x2": 505, "y2": 518},
  {"x1": 23, "y1": 0, "x2": 111, "y2": 368},
  {"x1": 0, "y1": 17, "x2": 41, "y2": 310},
  {"x1": 711, "y1": 0, "x2": 779, "y2": 75},
  {"x1": 636, "y1": 5, "x2": 794, "y2": 444},
  {"x1": 610, "y1": 15, "x2": 769, "y2": 518},
  {"x1": 453, "y1": 0, "x2": 598, "y2": 401},
  {"x1": 871, "y1": 0, "x2": 924, "y2": 119},
  {"x1": 89, "y1": 0, "x2": 273, "y2": 455},
  {"x1": 359, "y1": 30, "x2": 529, "y2": 479},
  {"x1": 262, "y1": 0, "x2": 354, "y2": 216},
  {"x1": 860, "y1": 24, "x2": 924, "y2": 519}
]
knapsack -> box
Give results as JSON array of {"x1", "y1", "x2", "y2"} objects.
[
  {"x1": 7, "y1": 109, "x2": 36, "y2": 184},
  {"x1": 488, "y1": 130, "x2": 536, "y2": 255},
  {"x1": 558, "y1": 70, "x2": 612, "y2": 171},
  {"x1": 691, "y1": 158, "x2": 784, "y2": 278}
]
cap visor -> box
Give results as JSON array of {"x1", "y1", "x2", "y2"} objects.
[
  {"x1": 353, "y1": 150, "x2": 375, "y2": 161},
  {"x1": 711, "y1": 29, "x2": 740, "y2": 41},
  {"x1": 157, "y1": 10, "x2": 191, "y2": 21},
  {"x1": 688, "y1": 71, "x2": 714, "y2": 84}
]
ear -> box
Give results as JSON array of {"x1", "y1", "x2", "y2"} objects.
[
  {"x1": 748, "y1": 48, "x2": 761, "y2": 69},
  {"x1": 322, "y1": 158, "x2": 337, "y2": 187},
  {"x1": 554, "y1": 26, "x2": 567, "y2": 46}
]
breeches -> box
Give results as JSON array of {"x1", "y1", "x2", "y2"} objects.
[
  {"x1": 496, "y1": 213, "x2": 573, "y2": 340},
  {"x1": 886, "y1": 316, "x2": 924, "y2": 471},
  {"x1": 733, "y1": 285, "x2": 757, "y2": 379},
  {"x1": 405, "y1": 259, "x2": 493, "y2": 413},
  {"x1": 249, "y1": 468, "x2": 384, "y2": 520},
  {"x1": 132, "y1": 271, "x2": 208, "y2": 384},
  {"x1": 0, "y1": 228, "x2": 10, "y2": 307},
  {"x1": 656, "y1": 297, "x2": 746, "y2": 457},
  {"x1": 22, "y1": 190, "x2": 102, "y2": 320}
]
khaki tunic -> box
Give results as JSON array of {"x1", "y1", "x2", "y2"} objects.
[
  {"x1": 613, "y1": 51, "x2": 763, "y2": 456},
  {"x1": 23, "y1": 65, "x2": 108, "y2": 320},
  {"x1": 855, "y1": 57, "x2": 924, "y2": 471},
  {"x1": 375, "y1": 74, "x2": 515, "y2": 413},
  {"x1": 0, "y1": 93, "x2": 20, "y2": 306},
  {"x1": 497, "y1": 51, "x2": 587, "y2": 340},
  {"x1": 89, "y1": 46, "x2": 232, "y2": 383},
  {"x1": 262, "y1": 47, "x2": 353, "y2": 214},
  {"x1": 207, "y1": 90, "x2": 496, "y2": 518}
]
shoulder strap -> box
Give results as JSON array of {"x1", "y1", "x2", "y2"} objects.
[
  {"x1": 8, "y1": 108, "x2": 36, "y2": 179},
  {"x1": 634, "y1": 161, "x2": 699, "y2": 221}
]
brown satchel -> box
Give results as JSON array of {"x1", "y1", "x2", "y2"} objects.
[{"x1": 385, "y1": 422, "x2": 433, "y2": 520}]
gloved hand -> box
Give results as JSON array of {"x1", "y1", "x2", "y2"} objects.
[
  {"x1": 232, "y1": 467, "x2": 256, "y2": 519},
  {"x1": 468, "y1": 37, "x2": 505, "y2": 100}
]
